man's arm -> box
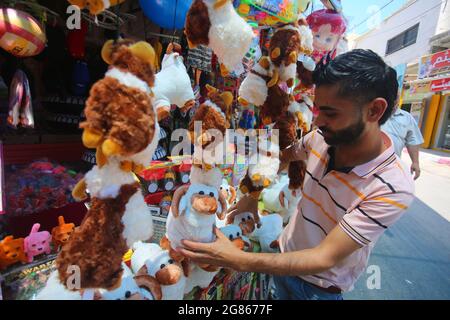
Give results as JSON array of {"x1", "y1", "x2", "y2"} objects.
[
  {"x1": 406, "y1": 144, "x2": 421, "y2": 180},
  {"x1": 177, "y1": 225, "x2": 361, "y2": 276}
]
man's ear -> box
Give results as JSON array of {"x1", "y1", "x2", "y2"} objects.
[{"x1": 367, "y1": 98, "x2": 388, "y2": 123}]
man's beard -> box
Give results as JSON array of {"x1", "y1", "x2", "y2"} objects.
[{"x1": 319, "y1": 118, "x2": 365, "y2": 146}]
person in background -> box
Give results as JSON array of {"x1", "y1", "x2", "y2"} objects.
[{"x1": 381, "y1": 107, "x2": 424, "y2": 180}]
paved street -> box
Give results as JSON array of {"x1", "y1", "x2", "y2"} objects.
[{"x1": 345, "y1": 150, "x2": 450, "y2": 300}]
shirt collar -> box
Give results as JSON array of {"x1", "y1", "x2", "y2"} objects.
[{"x1": 351, "y1": 131, "x2": 397, "y2": 178}]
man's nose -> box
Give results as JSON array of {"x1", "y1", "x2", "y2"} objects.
[{"x1": 314, "y1": 114, "x2": 325, "y2": 128}]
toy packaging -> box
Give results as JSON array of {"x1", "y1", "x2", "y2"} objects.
[{"x1": 234, "y1": 0, "x2": 303, "y2": 26}]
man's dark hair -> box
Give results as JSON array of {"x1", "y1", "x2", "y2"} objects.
[{"x1": 313, "y1": 49, "x2": 398, "y2": 125}]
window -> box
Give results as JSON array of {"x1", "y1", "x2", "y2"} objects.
[{"x1": 386, "y1": 23, "x2": 419, "y2": 55}]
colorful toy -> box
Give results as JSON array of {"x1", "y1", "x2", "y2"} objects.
[
  {"x1": 57, "y1": 39, "x2": 158, "y2": 290},
  {"x1": 163, "y1": 172, "x2": 227, "y2": 275},
  {"x1": 220, "y1": 224, "x2": 251, "y2": 251},
  {"x1": 0, "y1": 236, "x2": 27, "y2": 270},
  {"x1": 153, "y1": 43, "x2": 195, "y2": 121},
  {"x1": 0, "y1": 8, "x2": 46, "y2": 57},
  {"x1": 306, "y1": 9, "x2": 347, "y2": 63},
  {"x1": 68, "y1": 0, "x2": 126, "y2": 16},
  {"x1": 24, "y1": 224, "x2": 52, "y2": 263},
  {"x1": 250, "y1": 213, "x2": 283, "y2": 252},
  {"x1": 238, "y1": 56, "x2": 278, "y2": 107},
  {"x1": 51, "y1": 216, "x2": 76, "y2": 250},
  {"x1": 233, "y1": 0, "x2": 308, "y2": 26},
  {"x1": 131, "y1": 242, "x2": 186, "y2": 300},
  {"x1": 185, "y1": 0, "x2": 254, "y2": 75}
]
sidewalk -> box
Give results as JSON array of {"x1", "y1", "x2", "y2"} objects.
[{"x1": 400, "y1": 148, "x2": 450, "y2": 221}]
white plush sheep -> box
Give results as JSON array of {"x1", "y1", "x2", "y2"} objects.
[{"x1": 131, "y1": 242, "x2": 186, "y2": 300}]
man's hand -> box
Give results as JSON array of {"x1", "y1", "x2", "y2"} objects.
[
  {"x1": 410, "y1": 162, "x2": 421, "y2": 180},
  {"x1": 176, "y1": 227, "x2": 245, "y2": 270}
]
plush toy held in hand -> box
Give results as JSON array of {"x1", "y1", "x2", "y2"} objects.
[
  {"x1": 185, "y1": 0, "x2": 254, "y2": 75},
  {"x1": 162, "y1": 166, "x2": 227, "y2": 274}
]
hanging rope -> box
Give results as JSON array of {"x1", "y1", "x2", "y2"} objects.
[{"x1": 171, "y1": 0, "x2": 179, "y2": 44}]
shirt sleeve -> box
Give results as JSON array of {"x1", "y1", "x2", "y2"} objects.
[
  {"x1": 339, "y1": 190, "x2": 414, "y2": 247},
  {"x1": 405, "y1": 114, "x2": 424, "y2": 146}
]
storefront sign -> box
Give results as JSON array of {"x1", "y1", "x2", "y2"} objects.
[
  {"x1": 418, "y1": 49, "x2": 450, "y2": 79},
  {"x1": 430, "y1": 77, "x2": 450, "y2": 92}
]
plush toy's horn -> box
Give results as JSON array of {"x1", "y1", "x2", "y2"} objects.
[
  {"x1": 205, "y1": 84, "x2": 218, "y2": 96},
  {"x1": 101, "y1": 40, "x2": 115, "y2": 65},
  {"x1": 171, "y1": 185, "x2": 189, "y2": 218},
  {"x1": 220, "y1": 92, "x2": 234, "y2": 109}
]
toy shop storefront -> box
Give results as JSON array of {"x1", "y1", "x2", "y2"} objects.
[{"x1": 0, "y1": 0, "x2": 345, "y2": 300}]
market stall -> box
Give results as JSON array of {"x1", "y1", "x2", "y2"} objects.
[{"x1": 0, "y1": 0, "x2": 348, "y2": 300}]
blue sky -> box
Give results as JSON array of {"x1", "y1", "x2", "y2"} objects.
[{"x1": 309, "y1": 0, "x2": 410, "y2": 35}]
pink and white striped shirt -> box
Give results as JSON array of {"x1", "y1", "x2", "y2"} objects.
[{"x1": 279, "y1": 130, "x2": 415, "y2": 292}]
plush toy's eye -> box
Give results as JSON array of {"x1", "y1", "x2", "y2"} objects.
[
  {"x1": 247, "y1": 216, "x2": 252, "y2": 221},
  {"x1": 237, "y1": 232, "x2": 240, "y2": 237},
  {"x1": 199, "y1": 191, "x2": 205, "y2": 195},
  {"x1": 125, "y1": 291, "x2": 131, "y2": 299},
  {"x1": 229, "y1": 235, "x2": 233, "y2": 240},
  {"x1": 209, "y1": 192, "x2": 214, "y2": 197},
  {"x1": 160, "y1": 264, "x2": 166, "y2": 269},
  {"x1": 42, "y1": 241, "x2": 46, "y2": 244},
  {"x1": 241, "y1": 218, "x2": 246, "y2": 222},
  {"x1": 4, "y1": 251, "x2": 9, "y2": 254},
  {"x1": 168, "y1": 259, "x2": 174, "y2": 264},
  {"x1": 32, "y1": 244, "x2": 36, "y2": 247},
  {"x1": 220, "y1": 187, "x2": 223, "y2": 190}
]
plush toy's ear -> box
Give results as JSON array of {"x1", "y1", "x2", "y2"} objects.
[
  {"x1": 128, "y1": 41, "x2": 156, "y2": 69},
  {"x1": 68, "y1": 0, "x2": 86, "y2": 8},
  {"x1": 166, "y1": 43, "x2": 174, "y2": 54},
  {"x1": 220, "y1": 92, "x2": 234, "y2": 109},
  {"x1": 171, "y1": 185, "x2": 189, "y2": 218},
  {"x1": 205, "y1": 84, "x2": 218, "y2": 96},
  {"x1": 101, "y1": 40, "x2": 115, "y2": 65},
  {"x1": 134, "y1": 274, "x2": 162, "y2": 300}
]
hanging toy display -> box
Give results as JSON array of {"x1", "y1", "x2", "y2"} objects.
[
  {"x1": 306, "y1": 9, "x2": 347, "y2": 63},
  {"x1": 68, "y1": 0, "x2": 126, "y2": 16},
  {"x1": 7, "y1": 69, "x2": 35, "y2": 129},
  {"x1": 320, "y1": 0, "x2": 342, "y2": 13},
  {"x1": 0, "y1": 8, "x2": 46, "y2": 57},
  {"x1": 185, "y1": 0, "x2": 254, "y2": 76},
  {"x1": 57, "y1": 39, "x2": 159, "y2": 290},
  {"x1": 233, "y1": 0, "x2": 311, "y2": 26}
]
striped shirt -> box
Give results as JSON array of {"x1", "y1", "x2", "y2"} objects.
[{"x1": 279, "y1": 130, "x2": 415, "y2": 292}]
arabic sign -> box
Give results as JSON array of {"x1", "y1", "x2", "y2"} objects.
[
  {"x1": 430, "y1": 77, "x2": 450, "y2": 92},
  {"x1": 418, "y1": 49, "x2": 450, "y2": 79}
]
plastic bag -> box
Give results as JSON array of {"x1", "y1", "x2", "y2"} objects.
[
  {"x1": 234, "y1": 0, "x2": 306, "y2": 26},
  {"x1": 7, "y1": 69, "x2": 34, "y2": 129}
]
